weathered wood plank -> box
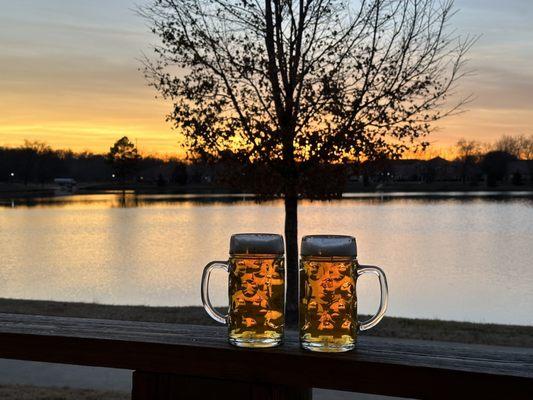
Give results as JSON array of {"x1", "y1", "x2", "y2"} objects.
[
  {"x1": 132, "y1": 371, "x2": 312, "y2": 400},
  {"x1": 0, "y1": 313, "x2": 532, "y2": 399}
]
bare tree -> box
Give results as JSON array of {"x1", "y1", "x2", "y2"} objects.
[
  {"x1": 19, "y1": 140, "x2": 53, "y2": 185},
  {"x1": 521, "y1": 135, "x2": 533, "y2": 160},
  {"x1": 456, "y1": 138, "x2": 482, "y2": 160},
  {"x1": 140, "y1": 0, "x2": 474, "y2": 321},
  {"x1": 494, "y1": 135, "x2": 522, "y2": 159},
  {"x1": 494, "y1": 134, "x2": 533, "y2": 160},
  {"x1": 455, "y1": 138, "x2": 481, "y2": 183}
]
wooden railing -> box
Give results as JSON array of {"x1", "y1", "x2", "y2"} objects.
[{"x1": 0, "y1": 313, "x2": 532, "y2": 399}]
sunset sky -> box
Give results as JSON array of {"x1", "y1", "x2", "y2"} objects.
[{"x1": 0, "y1": 0, "x2": 532, "y2": 156}]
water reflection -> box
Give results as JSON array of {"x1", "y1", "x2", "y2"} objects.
[
  {"x1": 0, "y1": 193, "x2": 258, "y2": 209},
  {"x1": 0, "y1": 192, "x2": 532, "y2": 325},
  {"x1": 1, "y1": 191, "x2": 532, "y2": 209}
]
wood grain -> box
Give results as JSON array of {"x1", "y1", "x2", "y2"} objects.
[
  {"x1": 0, "y1": 313, "x2": 531, "y2": 399},
  {"x1": 132, "y1": 371, "x2": 312, "y2": 400}
]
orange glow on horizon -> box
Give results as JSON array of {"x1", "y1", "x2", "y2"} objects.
[{"x1": 0, "y1": 117, "x2": 520, "y2": 161}]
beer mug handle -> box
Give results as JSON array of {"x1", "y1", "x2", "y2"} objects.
[
  {"x1": 201, "y1": 261, "x2": 229, "y2": 324},
  {"x1": 357, "y1": 265, "x2": 389, "y2": 331}
]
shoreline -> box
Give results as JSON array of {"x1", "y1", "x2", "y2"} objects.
[
  {"x1": 1, "y1": 187, "x2": 532, "y2": 204},
  {"x1": 1, "y1": 298, "x2": 532, "y2": 348},
  {"x1": 1, "y1": 181, "x2": 533, "y2": 200}
]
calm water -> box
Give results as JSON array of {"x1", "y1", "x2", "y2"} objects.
[{"x1": 0, "y1": 192, "x2": 532, "y2": 325}]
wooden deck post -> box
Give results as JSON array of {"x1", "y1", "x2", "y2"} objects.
[{"x1": 132, "y1": 371, "x2": 312, "y2": 400}]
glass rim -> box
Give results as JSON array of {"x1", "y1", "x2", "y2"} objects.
[
  {"x1": 230, "y1": 253, "x2": 285, "y2": 259},
  {"x1": 301, "y1": 255, "x2": 357, "y2": 261}
]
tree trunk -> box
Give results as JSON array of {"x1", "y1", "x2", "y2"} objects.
[{"x1": 284, "y1": 193, "x2": 298, "y2": 327}]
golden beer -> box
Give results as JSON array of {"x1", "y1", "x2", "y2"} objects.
[
  {"x1": 300, "y1": 256, "x2": 357, "y2": 351},
  {"x1": 299, "y1": 235, "x2": 388, "y2": 352},
  {"x1": 202, "y1": 233, "x2": 285, "y2": 348},
  {"x1": 228, "y1": 254, "x2": 284, "y2": 346}
]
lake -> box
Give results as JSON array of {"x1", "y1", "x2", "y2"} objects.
[{"x1": 0, "y1": 192, "x2": 532, "y2": 326}]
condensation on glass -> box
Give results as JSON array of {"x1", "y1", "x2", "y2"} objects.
[
  {"x1": 201, "y1": 233, "x2": 285, "y2": 348},
  {"x1": 299, "y1": 235, "x2": 388, "y2": 352}
]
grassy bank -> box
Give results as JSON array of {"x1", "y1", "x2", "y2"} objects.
[
  {"x1": 1, "y1": 298, "x2": 532, "y2": 348},
  {"x1": 0, "y1": 385, "x2": 128, "y2": 400}
]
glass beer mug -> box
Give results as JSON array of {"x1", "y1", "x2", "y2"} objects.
[
  {"x1": 299, "y1": 235, "x2": 388, "y2": 352},
  {"x1": 201, "y1": 233, "x2": 285, "y2": 348}
]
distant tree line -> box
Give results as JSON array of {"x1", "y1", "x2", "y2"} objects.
[
  {"x1": 214, "y1": 134, "x2": 533, "y2": 190},
  {"x1": 0, "y1": 139, "x2": 188, "y2": 185},
  {"x1": 456, "y1": 134, "x2": 533, "y2": 162},
  {"x1": 454, "y1": 134, "x2": 533, "y2": 186},
  {"x1": 1, "y1": 134, "x2": 531, "y2": 187}
]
